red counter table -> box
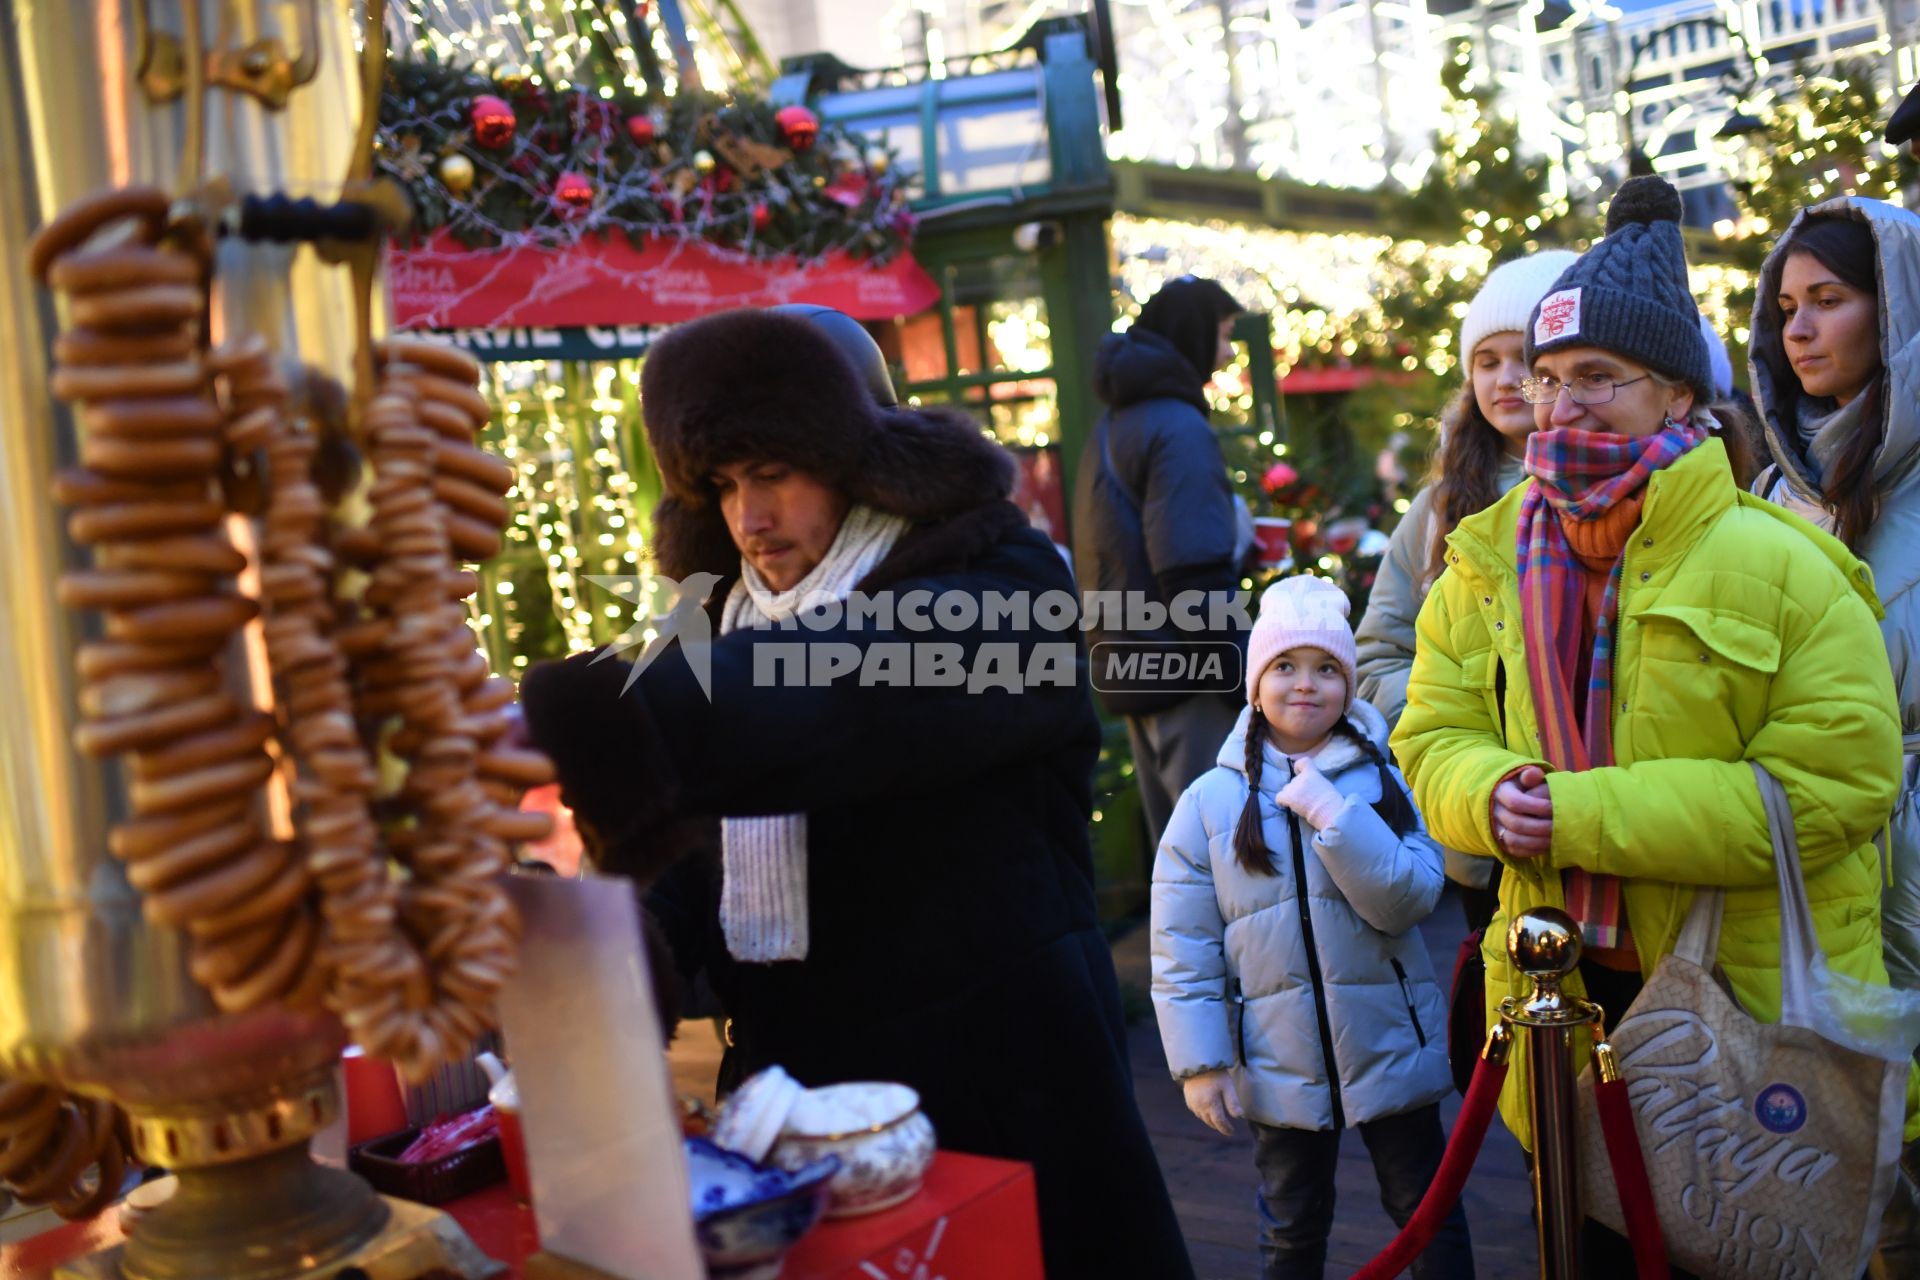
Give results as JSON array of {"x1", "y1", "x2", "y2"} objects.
[{"x1": 0, "y1": 1151, "x2": 1043, "y2": 1280}]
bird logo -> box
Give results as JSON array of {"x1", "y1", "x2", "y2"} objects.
[{"x1": 585, "y1": 571, "x2": 725, "y2": 701}]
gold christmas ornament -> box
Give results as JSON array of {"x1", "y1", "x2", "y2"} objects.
[
  {"x1": 437, "y1": 154, "x2": 476, "y2": 195},
  {"x1": 693, "y1": 149, "x2": 717, "y2": 177},
  {"x1": 865, "y1": 147, "x2": 890, "y2": 175}
]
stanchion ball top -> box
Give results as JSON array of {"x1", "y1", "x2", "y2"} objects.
[{"x1": 1507, "y1": 908, "x2": 1582, "y2": 979}]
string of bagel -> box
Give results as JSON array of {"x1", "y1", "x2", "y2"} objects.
[{"x1": 0, "y1": 7, "x2": 557, "y2": 1216}]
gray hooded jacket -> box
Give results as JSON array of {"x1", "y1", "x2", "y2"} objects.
[
  {"x1": 1750, "y1": 195, "x2": 1920, "y2": 987},
  {"x1": 1149, "y1": 700, "x2": 1452, "y2": 1130}
]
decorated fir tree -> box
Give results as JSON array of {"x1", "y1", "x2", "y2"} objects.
[
  {"x1": 1732, "y1": 59, "x2": 1906, "y2": 240},
  {"x1": 1383, "y1": 39, "x2": 1586, "y2": 386}
]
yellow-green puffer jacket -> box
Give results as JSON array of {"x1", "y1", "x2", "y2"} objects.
[{"x1": 1391, "y1": 436, "x2": 1918, "y2": 1150}]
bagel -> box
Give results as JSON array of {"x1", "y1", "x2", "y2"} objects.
[
  {"x1": 477, "y1": 747, "x2": 554, "y2": 788},
  {"x1": 68, "y1": 498, "x2": 223, "y2": 543},
  {"x1": 446, "y1": 511, "x2": 503, "y2": 562},
  {"x1": 82, "y1": 395, "x2": 223, "y2": 439},
  {"x1": 76, "y1": 636, "x2": 222, "y2": 681},
  {"x1": 431, "y1": 476, "x2": 510, "y2": 527},
  {"x1": 52, "y1": 361, "x2": 205, "y2": 402},
  {"x1": 58, "y1": 568, "x2": 215, "y2": 612},
  {"x1": 464, "y1": 677, "x2": 517, "y2": 713},
  {"x1": 129, "y1": 752, "x2": 274, "y2": 816},
  {"x1": 143, "y1": 840, "x2": 289, "y2": 927},
  {"x1": 186, "y1": 846, "x2": 311, "y2": 939},
  {"x1": 125, "y1": 817, "x2": 261, "y2": 893},
  {"x1": 479, "y1": 807, "x2": 553, "y2": 842},
  {"x1": 378, "y1": 336, "x2": 483, "y2": 385},
  {"x1": 187, "y1": 915, "x2": 282, "y2": 987},
  {"x1": 53, "y1": 327, "x2": 194, "y2": 369},
  {"x1": 79, "y1": 667, "x2": 219, "y2": 720},
  {"x1": 26, "y1": 185, "x2": 171, "y2": 283},
  {"x1": 105, "y1": 594, "x2": 258, "y2": 644},
  {"x1": 48, "y1": 243, "x2": 200, "y2": 294},
  {"x1": 211, "y1": 907, "x2": 316, "y2": 1014},
  {"x1": 74, "y1": 691, "x2": 237, "y2": 757},
  {"x1": 432, "y1": 440, "x2": 514, "y2": 494},
  {"x1": 69, "y1": 283, "x2": 203, "y2": 332},
  {"x1": 51, "y1": 468, "x2": 206, "y2": 507},
  {"x1": 131, "y1": 713, "x2": 274, "y2": 781},
  {"x1": 80, "y1": 432, "x2": 220, "y2": 480},
  {"x1": 108, "y1": 798, "x2": 248, "y2": 862},
  {"x1": 100, "y1": 534, "x2": 246, "y2": 577}
]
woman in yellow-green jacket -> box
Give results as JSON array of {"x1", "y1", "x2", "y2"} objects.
[{"x1": 1391, "y1": 176, "x2": 1909, "y2": 1266}]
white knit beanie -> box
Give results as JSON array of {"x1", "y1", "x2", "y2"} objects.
[
  {"x1": 1246, "y1": 576, "x2": 1357, "y2": 711},
  {"x1": 1459, "y1": 250, "x2": 1581, "y2": 365}
]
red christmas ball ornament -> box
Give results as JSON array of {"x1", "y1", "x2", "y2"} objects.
[
  {"x1": 470, "y1": 95, "x2": 517, "y2": 150},
  {"x1": 552, "y1": 170, "x2": 594, "y2": 217},
  {"x1": 626, "y1": 113, "x2": 656, "y2": 147},
  {"x1": 752, "y1": 202, "x2": 772, "y2": 231},
  {"x1": 775, "y1": 104, "x2": 819, "y2": 152}
]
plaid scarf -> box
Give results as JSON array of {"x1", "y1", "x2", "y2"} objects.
[{"x1": 1517, "y1": 420, "x2": 1705, "y2": 949}]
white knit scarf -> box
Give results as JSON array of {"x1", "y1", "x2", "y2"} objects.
[{"x1": 717, "y1": 503, "x2": 910, "y2": 962}]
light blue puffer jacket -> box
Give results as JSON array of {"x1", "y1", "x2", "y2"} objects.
[{"x1": 1150, "y1": 700, "x2": 1453, "y2": 1131}]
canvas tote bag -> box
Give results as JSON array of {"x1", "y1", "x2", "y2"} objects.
[{"x1": 1576, "y1": 762, "x2": 1916, "y2": 1279}]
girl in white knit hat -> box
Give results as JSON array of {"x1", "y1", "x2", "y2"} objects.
[
  {"x1": 1149, "y1": 574, "x2": 1471, "y2": 1280},
  {"x1": 1354, "y1": 249, "x2": 1577, "y2": 935}
]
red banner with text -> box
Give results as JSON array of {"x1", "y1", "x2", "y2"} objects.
[{"x1": 388, "y1": 231, "x2": 940, "y2": 330}]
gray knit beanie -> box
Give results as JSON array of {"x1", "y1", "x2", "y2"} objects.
[{"x1": 1525, "y1": 176, "x2": 1713, "y2": 402}]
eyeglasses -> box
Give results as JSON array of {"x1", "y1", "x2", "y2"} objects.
[{"x1": 1519, "y1": 373, "x2": 1652, "y2": 405}]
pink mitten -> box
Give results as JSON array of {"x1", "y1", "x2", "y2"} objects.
[{"x1": 1276, "y1": 758, "x2": 1347, "y2": 831}]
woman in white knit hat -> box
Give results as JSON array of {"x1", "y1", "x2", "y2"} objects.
[
  {"x1": 1355, "y1": 248, "x2": 1576, "y2": 930},
  {"x1": 1151, "y1": 574, "x2": 1471, "y2": 1280}
]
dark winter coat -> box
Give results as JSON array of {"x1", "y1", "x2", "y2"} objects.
[
  {"x1": 520, "y1": 308, "x2": 1194, "y2": 1280},
  {"x1": 1072, "y1": 326, "x2": 1246, "y2": 715}
]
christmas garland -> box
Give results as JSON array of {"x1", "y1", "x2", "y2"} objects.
[{"x1": 379, "y1": 59, "x2": 915, "y2": 261}]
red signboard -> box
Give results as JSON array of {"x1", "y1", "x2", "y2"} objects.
[{"x1": 388, "y1": 231, "x2": 941, "y2": 331}]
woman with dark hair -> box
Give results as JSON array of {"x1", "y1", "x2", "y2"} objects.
[
  {"x1": 1749, "y1": 201, "x2": 1920, "y2": 990},
  {"x1": 1073, "y1": 275, "x2": 1250, "y2": 852},
  {"x1": 1356, "y1": 249, "x2": 1573, "y2": 927}
]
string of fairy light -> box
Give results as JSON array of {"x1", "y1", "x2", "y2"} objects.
[
  {"x1": 466, "y1": 358, "x2": 662, "y2": 671},
  {"x1": 392, "y1": 2, "x2": 909, "y2": 673},
  {"x1": 389, "y1": 0, "x2": 734, "y2": 95}
]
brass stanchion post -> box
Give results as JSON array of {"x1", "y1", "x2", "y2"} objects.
[{"x1": 1502, "y1": 908, "x2": 1604, "y2": 1280}]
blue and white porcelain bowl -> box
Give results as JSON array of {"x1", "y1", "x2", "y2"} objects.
[
  {"x1": 768, "y1": 1082, "x2": 936, "y2": 1218},
  {"x1": 686, "y1": 1136, "x2": 838, "y2": 1280}
]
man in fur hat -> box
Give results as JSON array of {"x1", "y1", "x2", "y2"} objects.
[{"x1": 519, "y1": 308, "x2": 1194, "y2": 1279}]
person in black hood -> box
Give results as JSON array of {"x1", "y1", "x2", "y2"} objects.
[{"x1": 1073, "y1": 275, "x2": 1251, "y2": 856}]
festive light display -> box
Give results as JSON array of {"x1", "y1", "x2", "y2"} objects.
[
  {"x1": 469, "y1": 358, "x2": 665, "y2": 671},
  {"x1": 386, "y1": 0, "x2": 772, "y2": 99},
  {"x1": 1731, "y1": 60, "x2": 1908, "y2": 239},
  {"x1": 383, "y1": 3, "x2": 917, "y2": 674}
]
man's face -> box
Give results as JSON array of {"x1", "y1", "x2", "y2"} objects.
[{"x1": 710, "y1": 459, "x2": 851, "y2": 592}]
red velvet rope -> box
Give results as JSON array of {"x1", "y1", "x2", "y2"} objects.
[
  {"x1": 1594, "y1": 1074, "x2": 1670, "y2": 1279},
  {"x1": 1349, "y1": 1051, "x2": 1510, "y2": 1280}
]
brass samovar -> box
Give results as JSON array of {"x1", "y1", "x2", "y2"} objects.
[{"x1": 0, "y1": 3, "x2": 497, "y2": 1275}]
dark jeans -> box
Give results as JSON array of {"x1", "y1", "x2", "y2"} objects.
[
  {"x1": 1125, "y1": 693, "x2": 1241, "y2": 858},
  {"x1": 1251, "y1": 1104, "x2": 1475, "y2": 1280}
]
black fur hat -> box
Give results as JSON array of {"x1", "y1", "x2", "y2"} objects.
[{"x1": 641, "y1": 308, "x2": 1016, "y2": 578}]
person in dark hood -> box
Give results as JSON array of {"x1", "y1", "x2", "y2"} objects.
[
  {"x1": 1073, "y1": 275, "x2": 1250, "y2": 855},
  {"x1": 517, "y1": 307, "x2": 1196, "y2": 1280}
]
